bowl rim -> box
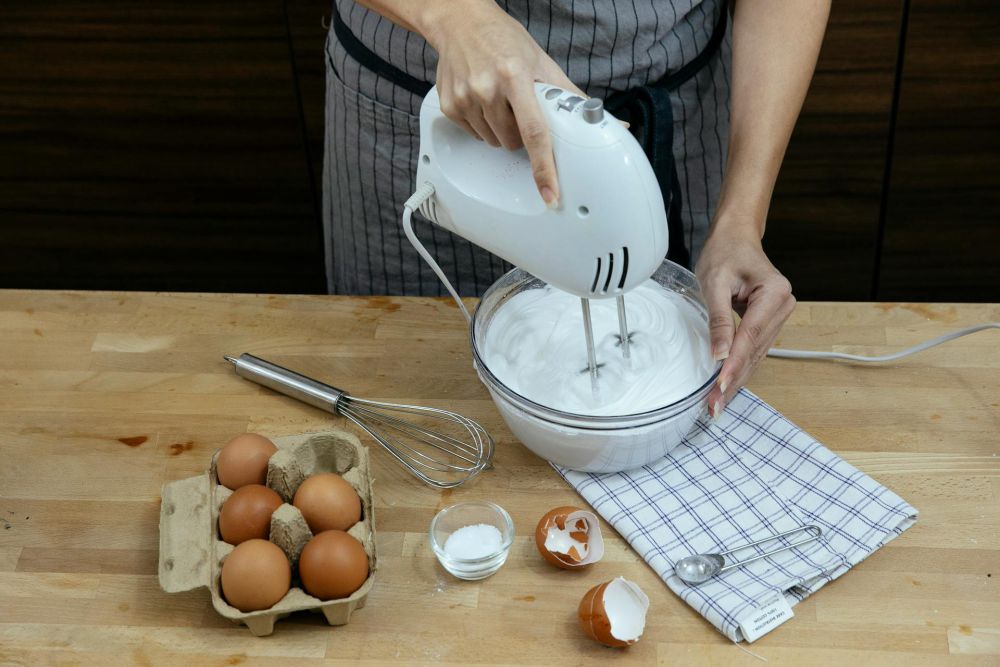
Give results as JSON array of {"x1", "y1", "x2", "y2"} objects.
[
  {"x1": 429, "y1": 501, "x2": 515, "y2": 565},
  {"x1": 470, "y1": 261, "x2": 722, "y2": 430}
]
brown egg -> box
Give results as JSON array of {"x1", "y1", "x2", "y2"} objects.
[
  {"x1": 298, "y1": 530, "x2": 369, "y2": 600},
  {"x1": 534, "y1": 506, "x2": 605, "y2": 569},
  {"x1": 218, "y1": 484, "x2": 283, "y2": 545},
  {"x1": 578, "y1": 577, "x2": 649, "y2": 647},
  {"x1": 220, "y1": 539, "x2": 291, "y2": 612},
  {"x1": 216, "y1": 433, "x2": 277, "y2": 490},
  {"x1": 293, "y1": 473, "x2": 362, "y2": 533}
]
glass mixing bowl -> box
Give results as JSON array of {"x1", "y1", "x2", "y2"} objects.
[{"x1": 470, "y1": 259, "x2": 721, "y2": 473}]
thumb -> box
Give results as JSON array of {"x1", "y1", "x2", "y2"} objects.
[{"x1": 703, "y1": 278, "x2": 735, "y2": 362}]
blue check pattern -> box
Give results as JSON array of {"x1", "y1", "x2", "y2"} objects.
[{"x1": 555, "y1": 389, "x2": 918, "y2": 642}]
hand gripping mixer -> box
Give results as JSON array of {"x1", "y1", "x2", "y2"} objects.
[{"x1": 403, "y1": 83, "x2": 669, "y2": 380}]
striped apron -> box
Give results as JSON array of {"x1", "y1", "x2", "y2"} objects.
[{"x1": 323, "y1": 0, "x2": 732, "y2": 296}]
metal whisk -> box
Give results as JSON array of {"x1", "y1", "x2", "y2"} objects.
[{"x1": 224, "y1": 353, "x2": 493, "y2": 488}]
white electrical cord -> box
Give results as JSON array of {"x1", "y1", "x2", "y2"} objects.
[
  {"x1": 404, "y1": 186, "x2": 997, "y2": 364},
  {"x1": 767, "y1": 322, "x2": 999, "y2": 362},
  {"x1": 402, "y1": 184, "x2": 472, "y2": 323}
]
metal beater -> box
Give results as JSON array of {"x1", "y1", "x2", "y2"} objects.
[
  {"x1": 224, "y1": 353, "x2": 493, "y2": 489},
  {"x1": 580, "y1": 295, "x2": 631, "y2": 381}
]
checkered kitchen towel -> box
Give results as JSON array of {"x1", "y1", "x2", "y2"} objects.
[{"x1": 555, "y1": 389, "x2": 918, "y2": 642}]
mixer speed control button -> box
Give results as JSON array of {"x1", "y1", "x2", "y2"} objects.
[
  {"x1": 544, "y1": 87, "x2": 563, "y2": 100},
  {"x1": 581, "y1": 98, "x2": 605, "y2": 124},
  {"x1": 558, "y1": 95, "x2": 584, "y2": 111}
]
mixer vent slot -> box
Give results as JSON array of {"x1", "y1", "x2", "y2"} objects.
[
  {"x1": 591, "y1": 247, "x2": 630, "y2": 295},
  {"x1": 618, "y1": 246, "x2": 629, "y2": 289},
  {"x1": 419, "y1": 199, "x2": 439, "y2": 223},
  {"x1": 602, "y1": 253, "x2": 614, "y2": 293}
]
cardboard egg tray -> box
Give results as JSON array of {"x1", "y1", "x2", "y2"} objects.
[{"x1": 158, "y1": 430, "x2": 376, "y2": 636}]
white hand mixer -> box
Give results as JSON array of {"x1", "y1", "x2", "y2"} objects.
[{"x1": 403, "y1": 83, "x2": 669, "y2": 380}]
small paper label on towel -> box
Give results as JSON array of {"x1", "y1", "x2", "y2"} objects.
[{"x1": 738, "y1": 593, "x2": 794, "y2": 643}]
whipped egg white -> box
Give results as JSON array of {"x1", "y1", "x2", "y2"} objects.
[{"x1": 481, "y1": 281, "x2": 715, "y2": 416}]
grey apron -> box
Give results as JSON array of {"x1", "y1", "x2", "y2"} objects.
[{"x1": 323, "y1": 0, "x2": 731, "y2": 296}]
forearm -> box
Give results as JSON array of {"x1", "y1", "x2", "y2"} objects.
[
  {"x1": 713, "y1": 0, "x2": 830, "y2": 239},
  {"x1": 348, "y1": 0, "x2": 497, "y2": 47}
]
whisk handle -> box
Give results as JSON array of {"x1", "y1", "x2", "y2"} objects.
[{"x1": 225, "y1": 353, "x2": 345, "y2": 414}]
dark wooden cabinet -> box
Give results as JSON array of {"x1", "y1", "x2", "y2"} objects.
[
  {"x1": 877, "y1": 0, "x2": 1000, "y2": 301},
  {"x1": 765, "y1": 0, "x2": 904, "y2": 300},
  {"x1": 287, "y1": 0, "x2": 330, "y2": 208},
  {"x1": 0, "y1": 1, "x2": 325, "y2": 294},
  {"x1": 0, "y1": 0, "x2": 997, "y2": 300}
]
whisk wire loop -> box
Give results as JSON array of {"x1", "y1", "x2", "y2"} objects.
[
  {"x1": 339, "y1": 403, "x2": 479, "y2": 470},
  {"x1": 225, "y1": 353, "x2": 493, "y2": 489},
  {"x1": 343, "y1": 398, "x2": 484, "y2": 460}
]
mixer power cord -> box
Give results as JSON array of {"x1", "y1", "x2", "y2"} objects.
[
  {"x1": 405, "y1": 186, "x2": 997, "y2": 364},
  {"x1": 767, "y1": 322, "x2": 999, "y2": 362},
  {"x1": 402, "y1": 184, "x2": 473, "y2": 323}
]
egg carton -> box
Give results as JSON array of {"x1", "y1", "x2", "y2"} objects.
[{"x1": 158, "y1": 430, "x2": 376, "y2": 636}]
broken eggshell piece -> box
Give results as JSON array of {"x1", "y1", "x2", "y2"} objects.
[
  {"x1": 534, "y1": 506, "x2": 605, "y2": 569},
  {"x1": 578, "y1": 577, "x2": 650, "y2": 648}
]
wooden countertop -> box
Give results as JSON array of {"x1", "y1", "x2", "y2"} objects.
[{"x1": 0, "y1": 291, "x2": 997, "y2": 665}]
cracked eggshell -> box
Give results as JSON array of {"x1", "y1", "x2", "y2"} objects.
[
  {"x1": 578, "y1": 577, "x2": 650, "y2": 648},
  {"x1": 534, "y1": 506, "x2": 605, "y2": 569}
]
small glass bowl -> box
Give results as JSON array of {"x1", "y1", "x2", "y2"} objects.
[{"x1": 429, "y1": 502, "x2": 515, "y2": 580}]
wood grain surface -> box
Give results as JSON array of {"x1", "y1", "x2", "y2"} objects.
[
  {"x1": 878, "y1": 0, "x2": 1000, "y2": 301},
  {"x1": 0, "y1": 290, "x2": 997, "y2": 665}
]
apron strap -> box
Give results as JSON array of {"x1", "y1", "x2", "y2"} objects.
[
  {"x1": 658, "y1": 0, "x2": 730, "y2": 94},
  {"x1": 332, "y1": 12, "x2": 432, "y2": 97}
]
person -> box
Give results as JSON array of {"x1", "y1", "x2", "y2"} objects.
[{"x1": 322, "y1": 0, "x2": 830, "y2": 417}]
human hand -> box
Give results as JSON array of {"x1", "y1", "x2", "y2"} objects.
[
  {"x1": 420, "y1": 1, "x2": 585, "y2": 207},
  {"x1": 695, "y1": 225, "x2": 796, "y2": 419}
]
